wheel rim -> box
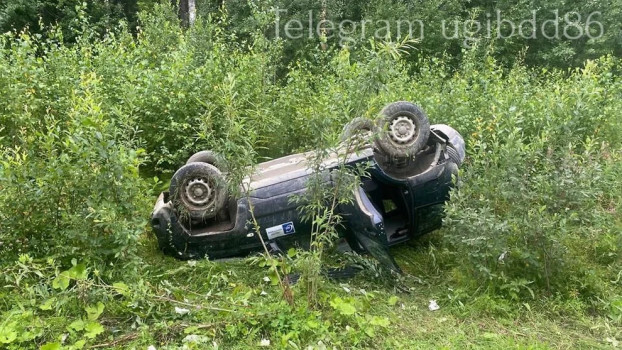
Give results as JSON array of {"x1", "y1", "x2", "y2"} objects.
[
  {"x1": 182, "y1": 177, "x2": 215, "y2": 210},
  {"x1": 389, "y1": 115, "x2": 417, "y2": 145}
]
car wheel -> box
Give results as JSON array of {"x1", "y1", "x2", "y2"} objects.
[
  {"x1": 375, "y1": 101, "x2": 430, "y2": 158},
  {"x1": 169, "y1": 162, "x2": 228, "y2": 221},
  {"x1": 186, "y1": 150, "x2": 228, "y2": 172},
  {"x1": 340, "y1": 117, "x2": 376, "y2": 142}
]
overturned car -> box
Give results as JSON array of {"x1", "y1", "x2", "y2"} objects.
[{"x1": 151, "y1": 101, "x2": 465, "y2": 271}]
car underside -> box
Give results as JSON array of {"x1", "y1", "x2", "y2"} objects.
[{"x1": 151, "y1": 102, "x2": 465, "y2": 271}]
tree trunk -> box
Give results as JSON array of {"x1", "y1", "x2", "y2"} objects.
[
  {"x1": 172, "y1": 0, "x2": 196, "y2": 27},
  {"x1": 320, "y1": 0, "x2": 327, "y2": 50},
  {"x1": 187, "y1": 0, "x2": 196, "y2": 26}
]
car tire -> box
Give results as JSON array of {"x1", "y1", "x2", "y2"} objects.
[
  {"x1": 340, "y1": 117, "x2": 376, "y2": 142},
  {"x1": 375, "y1": 101, "x2": 430, "y2": 158},
  {"x1": 445, "y1": 145, "x2": 462, "y2": 165},
  {"x1": 169, "y1": 162, "x2": 228, "y2": 221},
  {"x1": 186, "y1": 150, "x2": 228, "y2": 172}
]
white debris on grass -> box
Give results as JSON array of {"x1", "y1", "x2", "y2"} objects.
[
  {"x1": 605, "y1": 337, "x2": 619, "y2": 347},
  {"x1": 259, "y1": 338, "x2": 271, "y2": 346},
  {"x1": 428, "y1": 300, "x2": 440, "y2": 311},
  {"x1": 183, "y1": 334, "x2": 209, "y2": 344},
  {"x1": 174, "y1": 307, "x2": 190, "y2": 315}
]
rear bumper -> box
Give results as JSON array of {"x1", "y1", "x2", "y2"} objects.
[{"x1": 151, "y1": 194, "x2": 261, "y2": 259}]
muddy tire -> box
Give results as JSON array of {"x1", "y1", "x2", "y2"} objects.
[
  {"x1": 186, "y1": 150, "x2": 228, "y2": 173},
  {"x1": 169, "y1": 162, "x2": 228, "y2": 221},
  {"x1": 340, "y1": 117, "x2": 376, "y2": 142},
  {"x1": 375, "y1": 101, "x2": 430, "y2": 158}
]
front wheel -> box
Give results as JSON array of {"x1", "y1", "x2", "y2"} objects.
[{"x1": 374, "y1": 101, "x2": 430, "y2": 158}]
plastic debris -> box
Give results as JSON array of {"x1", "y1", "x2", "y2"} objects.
[{"x1": 174, "y1": 307, "x2": 190, "y2": 315}]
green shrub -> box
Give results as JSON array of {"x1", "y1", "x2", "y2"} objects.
[
  {"x1": 433, "y1": 56, "x2": 622, "y2": 300},
  {"x1": 0, "y1": 0, "x2": 139, "y2": 41},
  {"x1": 0, "y1": 70, "x2": 150, "y2": 264},
  {"x1": 444, "y1": 136, "x2": 621, "y2": 299}
]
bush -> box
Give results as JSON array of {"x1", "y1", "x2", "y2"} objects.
[
  {"x1": 434, "y1": 57, "x2": 622, "y2": 300},
  {"x1": 0, "y1": 61, "x2": 150, "y2": 263},
  {"x1": 444, "y1": 136, "x2": 621, "y2": 299}
]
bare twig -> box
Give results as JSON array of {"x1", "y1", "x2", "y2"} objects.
[
  {"x1": 152, "y1": 295, "x2": 234, "y2": 312},
  {"x1": 89, "y1": 333, "x2": 138, "y2": 349}
]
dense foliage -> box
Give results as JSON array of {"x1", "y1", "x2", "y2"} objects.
[
  {"x1": 3, "y1": 0, "x2": 621, "y2": 69},
  {"x1": 0, "y1": 2, "x2": 620, "y2": 349},
  {"x1": 0, "y1": 0, "x2": 140, "y2": 40}
]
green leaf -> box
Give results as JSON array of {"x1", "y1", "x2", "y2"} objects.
[
  {"x1": 52, "y1": 272, "x2": 71, "y2": 290},
  {"x1": 387, "y1": 296, "x2": 399, "y2": 306},
  {"x1": 67, "y1": 264, "x2": 88, "y2": 280},
  {"x1": 40, "y1": 342, "x2": 62, "y2": 350},
  {"x1": 369, "y1": 316, "x2": 390, "y2": 327},
  {"x1": 306, "y1": 320, "x2": 319, "y2": 329},
  {"x1": 65, "y1": 339, "x2": 86, "y2": 350},
  {"x1": 339, "y1": 303, "x2": 356, "y2": 316},
  {"x1": 69, "y1": 340, "x2": 86, "y2": 350},
  {"x1": 364, "y1": 327, "x2": 376, "y2": 337},
  {"x1": 85, "y1": 302, "x2": 105, "y2": 321},
  {"x1": 269, "y1": 273, "x2": 279, "y2": 286},
  {"x1": 84, "y1": 321, "x2": 105, "y2": 339},
  {"x1": 0, "y1": 326, "x2": 17, "y2": 344},
  {"x1": 112, "y1": 282, "x2": 130, "y2": 296},
  {"x1": 330, "y1": 297, "x2": 356, "y2": 316},
  {"x1": 287, "y1": 248, "x2": 297, "y2": 258},
  {"x1": 67, "y1": 319, "x2": 85, "y2": 332},
  {"x1": 184, "y1": 326, "x2": 199, "y2": 334},
  {"x1": 39, "y1": 298, "x2": 57, "y2": 311},
  {"x1": 72, "y1": 340, "x2": 86, "y2": 349}
]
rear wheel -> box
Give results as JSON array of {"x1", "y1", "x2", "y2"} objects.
[{"x1": 169, "y1": 162, "x2": 228, "y2": 222}]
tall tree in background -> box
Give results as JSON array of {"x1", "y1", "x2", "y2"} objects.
[{"x1": 171, "y1": 0, "x2": 196, "y2": 26}]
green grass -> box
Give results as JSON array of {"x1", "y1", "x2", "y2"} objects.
[
  {"x1": 388, "y1": 249, "x2": 616, "y2": 349},
  {"x1": 89, "y1": 236, "x2": 619, "y2": 349},
  {"x1": 0, "y1": 230, "x2": 618, "y2": 349}
]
